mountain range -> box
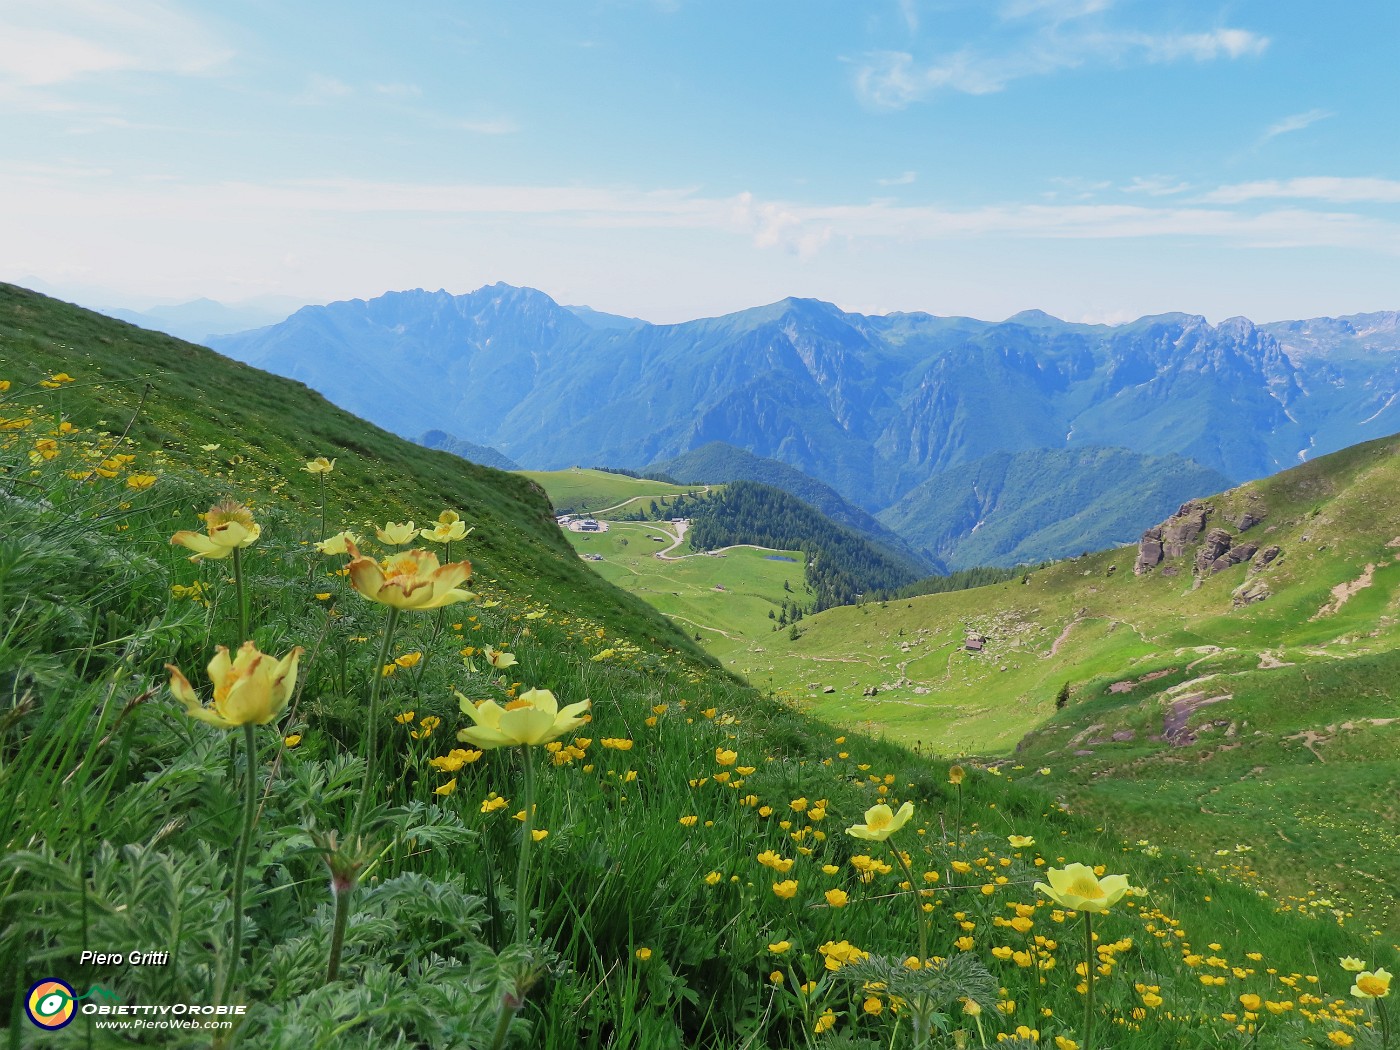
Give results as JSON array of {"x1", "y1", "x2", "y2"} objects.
[{"x1": 199, "y1": 284, "x2": 1400, "y2": 568}]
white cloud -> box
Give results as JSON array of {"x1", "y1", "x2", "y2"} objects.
[
  {"x1": 898, "y1": 0, "x2": 919, "y2": 34},
  {"x1": 1202, "y1": 177, "x2": 1400, "y2": 205},
  {"x1": 295, "y1": 74, "x2": 354, "y2": 105},
  {"x1": 1000, "y1": 0, "x2": 1113, "y2": 22},
  {"x1": 854, "y1": 19, "x2": 1267, "y2": 107},
  {"x1": 1259, "y1": 107, "x2": 1333, "y2": 144},
  {"x1": 877, "y1": 171, "x2": 918, "y2": 186},
  {"x1": 1124, "y1": 175, "x2": 1191, "y2": 197},
  {"x1": 0, "y1": 2, "x2": 229, "y2": 88}
]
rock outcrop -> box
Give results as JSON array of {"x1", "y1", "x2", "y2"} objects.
[
  {"x1": 1135, "y1": 500, "x2": 1209, "y2": 575},
  {"x1": 1232, "y1": 579, "x2": 1271, "y2": 606},
  {"x1": 1194, "y1": 528, "x2": 1234, "y2": 574}
]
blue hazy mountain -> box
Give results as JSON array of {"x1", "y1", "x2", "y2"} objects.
[{"x1": 208, "y1": 284, "x2": 1400, "y2": 566}]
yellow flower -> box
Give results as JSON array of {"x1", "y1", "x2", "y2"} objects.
[
  {"x1": 171, "y1": 501, "x2": 261, "y2": 561},
  {"x1": 818, "y1": 940, "x2": 868, "y2": 971},
  {"x1": 346, "y1": 541, "x2": 474, "y2": 609},
  {"x1": 1352, "y1": 969, "x2": 1392, "y2": 999},
  {"x1": 635, "y1": 947, "x2": 652, "y2": 961},
  {"x1": 1009, "y1": 835, "x2": 1035, "y2": 848},
  {"x1": 704, "y1": 871, "x2": 722, "y2": 885},
  {"x1": 948, "y1": 764, "x2": 965, "y2": 785},
  {"x1": 1328, "y1": 1033, "x2": 1355, "y2": 1047},
  {"x1": 847, "y1": 801, "x2": 914, "y2": 842},
  {"x1": 283, "y1": 733, "x2": 302, "y2": 748},
  {"x1": 434, "y1": 778, "x2": 457, "y2": 796},
  {"x1": 591, "y1": 648, "x2": 615, "y2": 661},
  {"x1": 1034, "y1": 863, "x2": 1130, "y2": 914},
  {"x1": 601, "y1": 738, "x2": 634, "y2": 750},
  {"x1": 714, "y1": 747, "x2": 738, "y2": 766},
  {"x1": 825, "y1": 888, "x2": 849, "y2": 908},
  {"x1": 772, "y1": 880, "x2": 798, "y2": 899},
  {"x1": 456, "y1": 688, "x2": 591, "y2": 748},
  {"x1": 484, "y1": 646, "x2": 517, "y2": 669},
  {"x1": 769, "y1": 970, "x2": 784, "y2": 985},
  {"x1": 125, "y1": 473, "x2": 158, "y2": 490},
  {"x1": 303, "y1": 456, "x2": 335, "y2": 474},
  {"x1": 768, "y1": 941, "x2": 792, "y2": 954},
  {"x1": 863, "y1": 996, "x2": 883, "y2": 1015},
  {"x1": 1340, "y1": 957, "x2": 1368, "y2": 972},
  {"x1": 679, "y1": 815, "x2": 699, "y2": 826},
  {"x1": 532, "y1": 829, "x2": 549, "y2": 842},
  {"x1": 375, "y1": 520, "x2": 417, "y2": 545},
  {"x1": 166, "y1": 641, "x2": 303, "y2": 730},
  {"x1": 1055, "y1": 1038, "x2": 1079, "y2": 1050},
  {"x1": 420, "y1": 509, "x2": 470, "y2": 543},
  {"x1": 395, "y1": 652, "x2": 423, "y2": 669},
  {"x1": 394, "y1": 711, "x2": 416, "y2": 724},
  {"x1": 200, "y1": 443, "x2": 221, "y2": 452},
  {"x1": 315, "y1": 530, "x2": 361, "y2": 555},
  {"x1": 430, "y1": 748, "x2": 482, "y2": 771},
  {"x1": 480, "y1": 793, "x2": 509, "y2": 813},
  {"x1": 757, "y1": 850, "x2": 794, "y2": 873}
]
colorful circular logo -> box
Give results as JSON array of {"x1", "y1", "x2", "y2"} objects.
[{"x1": 26, "y1": 979, "x2": 77, "y2": 1030}]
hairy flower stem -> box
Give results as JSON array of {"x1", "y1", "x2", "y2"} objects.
[
  {"x1": 231, "y1": 546, "x2": 248, "y2": 644},
  {"x1": 1083, "y1": 912, "x2": 1096, "y2": 1050},
  {"x1": 891, "y1": 845, "x2": 932, "y2": 1045},
  {"x1": 220, "y1": 723, "x2": 258, "y2": 1007},
  {"x1": 516, "y1": 747, "x2": 537, "y2": 944},
  {"x1": 351, "y1": 607, "x2": 401, "y2": 842},
  {"x1": 317, "y1": 473, "x2": 326, "y2": 544},
  {"x1": 1379, "y1": 997, "x2": 1392, "y2": 1050},
  {"x1": 325, "y1": 881, "x2": 351, "y2": 983}
]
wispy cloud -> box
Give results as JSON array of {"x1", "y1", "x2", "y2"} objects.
[
  {"x1": 456, "y1": 118, "x2": 518, "y2": 135},
  {"x1": 1000, "y1": 0, "x2": 1113, "y2": 23},
  {"x1": 0, "y1": 2, "x2": 229, "y2": 89},
  {"x1": 1124, "y1": 175, "x2": 1191, "y2": 197},
  {"x1": 1258, "y1": 107, "x2": 1333, "y2": 145},
  {"x1": 294, "y1": 74, "x2": 354, "y2": 106},
  {"x1": 877, "y1": 171, "x2": 917, "y2": 186},
  {"x1": 854, "y1": 19, "x2": 1267, "y2": 107},
  {"x1": 1202, "y1": 177, "x2": 1400, "y2": 205}
]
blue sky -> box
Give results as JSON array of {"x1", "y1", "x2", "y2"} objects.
[{"x1": 1, "y1": 0, "x2": 1398, "y2": 323}]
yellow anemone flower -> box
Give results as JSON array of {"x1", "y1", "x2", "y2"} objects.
[
  {"x1": 1034, "y1": 863, "x2": 1130, "y2": 914},
  {"x1": 847, "y1": 801, "x2": 914, "y2": 842},
  {"x1": 166, "y1": 641, "x2": 303, "y2": 729},
  {"x1": 303, "y1": 456, "x2": 335, "y2": 474},
  {"x1": 420, "y1": 511, "x2": 469, "y2": 543},
  {"x1": 1340, "y1": 957, "x2": 1368, "y2": 972},
  {"x1": 948, "y1": 764, "x2": 966, "y2": 785},
  {"x1": 1352, "y1": 969, "x2": 1392, "y2": 999},
  {"x1": 170, "y1": 501, "x2": 261, "y2": 562},
  {"x1": 375, "y1": 520, "x2": 417, "y2": 545},
  {"x1": 345, "y1": 540, "x2": 474, "y2": 610},
  {"x1": 484, "y1": 646, "x2": 517, "y2": 669},
  {"x1": 1009, "y1": 835, "x2": 1036, "y2": 848},
  {"x1": 315, "y1": 530, "x2": 361, "y2": 555},
  {"x1": 455, "y1": 687, "x2": 591, "y2": 748}
]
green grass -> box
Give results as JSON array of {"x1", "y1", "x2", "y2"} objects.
[
  {"x1": 0, "y1": 284, "x2": 1394, "y2": 1050},
  {"x1": 515, "y1": 468, "x2": 708, "y2": 516}
]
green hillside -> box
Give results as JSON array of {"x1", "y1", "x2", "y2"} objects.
[
  {"x1": 515, "y1": 466, "x2": 705, "y2": 516},
  {"x1": 877, "y1": 446, "x2": 1233, "y2": 570},
  {"x1": 1, "y1": 284, "x2": 1393, "y2": 1049},
  {"x1": 757, "y1": 430, "x2": 1400, "y2": 927}
]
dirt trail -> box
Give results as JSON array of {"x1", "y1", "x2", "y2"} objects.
[{"x1": 1312, "y1": 563, "x2": 1377, "y2": 619}]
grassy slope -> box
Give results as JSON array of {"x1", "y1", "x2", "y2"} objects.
[
  {"x1": 515, "y1": 467, "x2": 705, "y2": 515},
  {"x1": 768, "y1": 431, "x2": 1400, "y2": 927},
  {"x1": 1, "y1": 284, "x2": 1392, "y2": 1049}
]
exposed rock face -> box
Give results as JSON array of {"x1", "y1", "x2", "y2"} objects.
[
  {"x1": 1231, "y1": 507, "x2": 1266, "y2": 532},
  {"x1": 1252, "y1": 545, "x2": 1281, "y2": 573},
  {"x1": 1162, "y1": 501, "x2": 1209, "y2": 557},
  {"x1": 1209, "y1": 541, "x2": 1259, "y2": 574},
  {"x1": 1134, "y1": 526, "x2": 1164, "y2": 575},
  {"x1": 1194, "y1": 528, "x2": 1234, "y2": 574},
  {"x1": 1232, "y1": 579, "x2": 1271, "y2": 606}
]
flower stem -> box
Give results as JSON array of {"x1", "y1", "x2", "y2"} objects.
[
  {"x1": 1379, "y1": 997, "x2": 1392, "y2": 1050},
  {"x1": 317, "y1": 473, "x2": 326, "y2": 544},
  {"x1": 1083, "y1": 912, "x2": 1095, "y2": 1050},
  {"x1": 221, "y1": 723, "x2": 258, "y2": 1007},
  {"x1": 325, "y1": 881, "x2": 351, "y2": 983},
  {"x1": 231, "y1": 546, "x2": 248, "y2": 643},
  {"x1": 515, "y1": 747, "x2": 537, "y2": 944},
  {"x1": 351, "y1": 606, "x2": 401, "y2": 841},
  {"x1": 890, "y1": 844, "x2": 931, "y2": 1046}
]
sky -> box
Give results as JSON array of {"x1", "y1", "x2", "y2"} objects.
[{"x1": 1, "y1": 0, "x2": 1398, "y2": 325}]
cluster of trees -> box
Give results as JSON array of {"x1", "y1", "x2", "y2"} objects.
[
  {"x1": 590, "y1": 465, "x2": 680, "y2": 484},
  {"x1": 892, "y1": 563, "x2": 1042, "y2": 599},
  {"x1": 686, "y1": 482, "x2": 923, "y2": 612}
]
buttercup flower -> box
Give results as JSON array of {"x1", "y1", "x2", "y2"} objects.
[
  {"x1": 455, "y1": 687, "x2": 591, "y2": 748},
  {"x1": 167, "y1": 642, "x2": 303, "y2": 729},
  {"x1": 375, "y1": 520, "x2": 417, "y2": 545},
  {"x1": 346, "y1": 540, "x2": 474, "y2": 609},
  {"x1": 171, "y1": 501, "x2": 261, "y2": 561},
  {"x1": 847, "y1": 801, "x2": 914, "y2": 842},
  {"x1": 303, "y1": 456, "x2": 335, "y2": 474},
  {"x1": 1034, "y1": 863, "x2": 1130, "y2": 913}
]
